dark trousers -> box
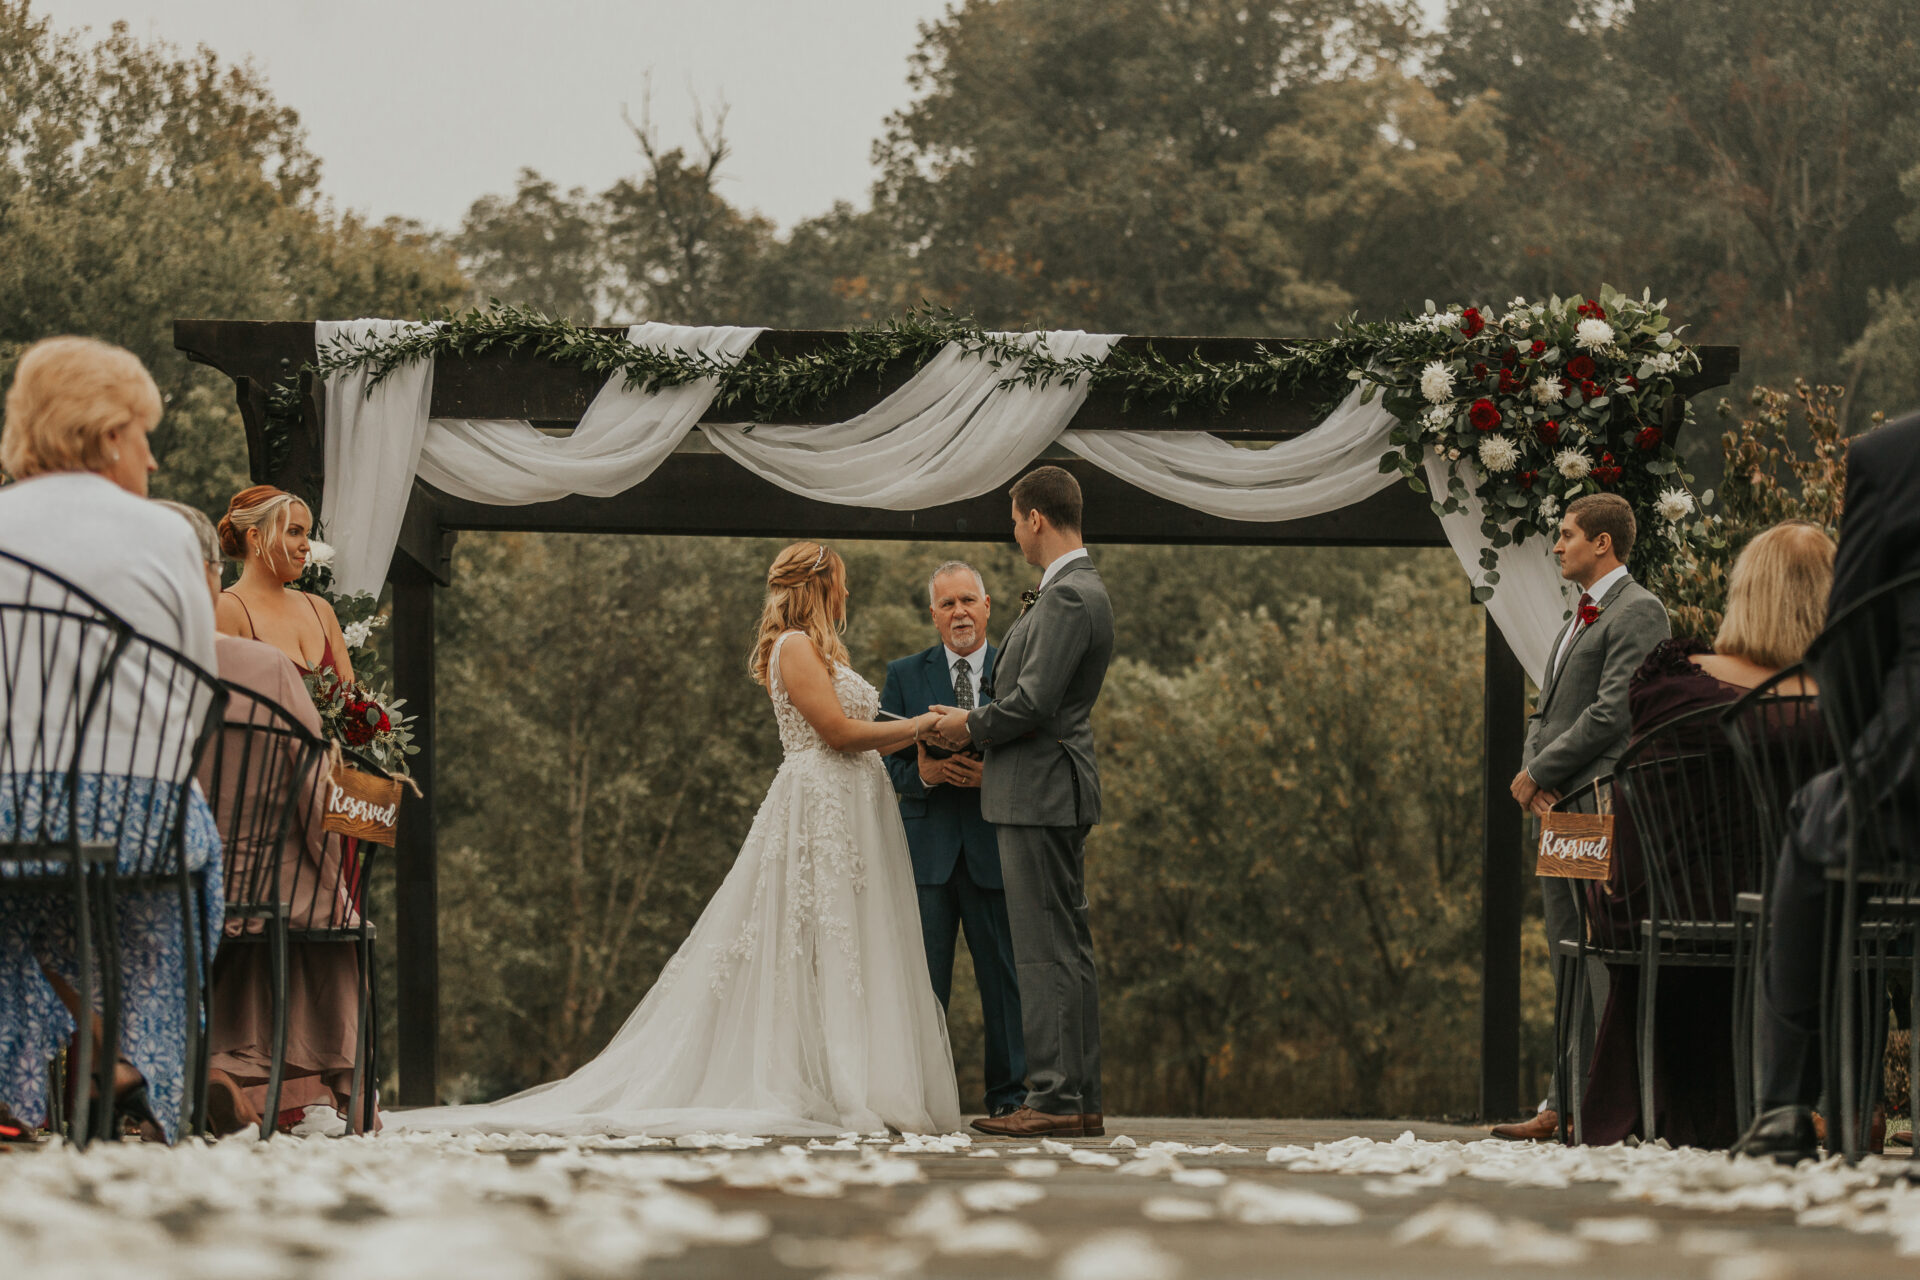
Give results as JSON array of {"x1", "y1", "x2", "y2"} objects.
[
  {"x1": 917, "y1": 860, "x2": 1026, "y2": 1113},
  {"x1": 1758, "y1": 770, "x2": 1847, "y2": 1111},
  {"x1": 997, "y1": 824, "x2": 1101, "y2": 1116},
  {"x1": 1538, "y1": 794, "x2": 1608, "y2": 1114}
]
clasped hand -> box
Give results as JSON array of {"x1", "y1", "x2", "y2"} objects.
[
  {"x1": 923, "y1": 704, "x2": 974, "y2": 752},
  {"x1": 1509, "y1": 768, "x2": 1561, "y2": 816}
]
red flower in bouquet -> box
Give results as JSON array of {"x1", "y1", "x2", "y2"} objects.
[
  {"x1": 1577, "y1": 299, "x2": 1607, "y2": 320},
  {"x1": 1517, "y1": 470, "x2": 1537, "y2": 491},
  {"x1": 1635, "y1": 425, "x2": 1663, "y2": 450},
  {"x1": 1498, "y1": 367, "x2": 1523, "y2": 394},
  {"x1": 1469, "y1": 398, "x2": 1502, "y2": 431},
  {"x1": 1501, "y1": 345, "x2": 1519, "y2": 367},
  {"x1": 1530, "y1": 339, "x2": 1547, "y2": 357},
  {"x1": 1593, "y1": 452, "x2": 1623, "y2": 485},
  {"x1": 1537, "y1": 420, "x2": 1561, "y2": 447},
  {"x1": 1566, "y1": 354, "x2": 1597, "y2": 380},
  {"x1": 1473, "y1": 362, "x2": 1488, "y2": 379},
  {"x1": 1579, "y1": 379, "x2": 1604, "y2": 400},
  {"x1": 1460, "y1": 307, "x2": 1485, "y2": 337}
]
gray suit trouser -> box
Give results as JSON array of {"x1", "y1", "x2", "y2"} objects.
[
  {"x1": 997, "y1": 824, "x2": 1101, "y2": 1115},
  {"x1": 1539, "y1": 790, "x2": 1611, "y2": 1114}
]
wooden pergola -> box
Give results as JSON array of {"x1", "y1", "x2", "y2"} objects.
[{"x1": 176, "y1": 319, "x2": 1738, "y2": 1119}]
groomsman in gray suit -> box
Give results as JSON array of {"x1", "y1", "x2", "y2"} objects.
[
  {"x1": 1492, "y1": 492, "x2": 1670, "y2": 1141},
  {"x1": 932, "y1": 466, "x2": 1114, "y2": 1139}
]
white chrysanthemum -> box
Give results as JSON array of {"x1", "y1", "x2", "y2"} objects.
[
  {"x1": 306, "y1": 539, "x2": 336, "y2": 567},
  {"x1": 1531, "y1": 377, "x2": 1563, "y2": 406},
  {"x1": 1420, "y1": 362, "x2": 1455, "y2": 404},
  {"x1": 1655, "y1": 488, "x2": 1695, "y2": 523},
  {"x1": 1477, "y1": 435, "x2": 1520, "y2": 473},
  {"x1": 1575, "y1": 318, "x2": 1615, "y2": 350},
  {"x1": 1555, "y1": 448, "x2": 1593, "y2": 480},
  {"x1": 1538, "y1": 494, "x2": 1562, "y2": 521}
]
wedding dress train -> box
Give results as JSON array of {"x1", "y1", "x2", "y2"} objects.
[{"x1": 390, "y1": 632, "x2": 962, "y2": 1137}]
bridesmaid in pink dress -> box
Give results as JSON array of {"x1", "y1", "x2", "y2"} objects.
[{"x1": 209, "y1": 485, "x2": 375, "y2": 1133}]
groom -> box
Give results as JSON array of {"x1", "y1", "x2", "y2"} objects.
[{"x1": 932, "y1": 466, "x2": 1114, "y2": 1139}]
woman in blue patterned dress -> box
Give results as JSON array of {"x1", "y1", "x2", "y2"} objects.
[{"x1": 0, "y1": 337, "x2": 223, "y2": 1141}]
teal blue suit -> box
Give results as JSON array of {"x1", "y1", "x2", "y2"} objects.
[{"x1": 880, "y1": 642, "x2": 1026, "y2": 1112}]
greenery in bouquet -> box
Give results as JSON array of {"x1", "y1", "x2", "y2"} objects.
[
  {"x1": 1358, "y1": 286, "x2": 1713, "y2": 599},
  {"x1": 304, "y1": 666, "x2": 418, "y2": 777}
]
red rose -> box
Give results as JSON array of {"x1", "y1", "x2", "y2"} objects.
[
  {"x1": 1635, "y1": 426, "x2": 1663, "y2": 450},
  {"x1": 1460, "y1": 307, "x2": 1485, "y2": 338},
  {"x1": 1501, "y1": 346, "x2": 1519, "y2": 367},
  {"x1": 1530, "y1": 340, "x2": 1546, "y2": 357},
  {"x1": 1566, "y1": 355, "x2": 1597, "y2": 380},
  {"x1": 342, "y1": 717, "x2": 375, "y2": 747},
  {"x1": 1577, "y1": 600, "x2": 1602, "y2": 626},
  {"x1": 1473, "y1": 362, "x2": 1488, "y2": 379},
  {"x1": 1580, "y1": 379, "x2": 1603, "y2": 400},
  {"x1": 1626, "y1": 375, "x2": 1640, "y2": 389},
  {"x1": 1498, "y1": 368, "x2": 1523, "y2": 394},
  {"x1": 1518, "y1": 469, "x2": 1537, "y2": 491},
  {"x1": 1468, "y1": 398, "x2": 1502, "y2": 431},
  {"x1": 378, "y1": 713, "x2": 391, "y2": 733},
  {"x1": 1537, "y1": 420, "x2": 1561, "y2": 446},
  {"x1": 1577, "y1": 299, "x2": 1607, "y2": 320},
  {"x1": 1593, "y1": 452, "x2": 1623, "y2": 486}
]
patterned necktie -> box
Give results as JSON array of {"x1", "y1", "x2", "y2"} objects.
[{"x1": 952, "y1": 660, "x2": 975, "y2": 710}]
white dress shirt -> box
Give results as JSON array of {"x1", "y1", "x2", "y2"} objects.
[
  {"x1": 945, "y1": 643, "x2": 988, "y2": 702},
  {"x1": 1037, "y1": 546, "x2": 1090, "y2": 593},
  {"x1": 1549, "y1": 562, "x2": 1632, "y2": 681}
]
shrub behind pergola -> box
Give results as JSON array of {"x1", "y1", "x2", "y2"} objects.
[{"x1": 176, "y1": 319, "x2": 1737, "y2": 1117}]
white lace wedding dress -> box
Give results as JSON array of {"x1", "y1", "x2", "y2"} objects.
[{"x1": 390, "y1": 632, "x2": 962, "y2": 1137}]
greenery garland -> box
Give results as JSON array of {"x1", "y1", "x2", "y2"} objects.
[{"x1": 275, "y1": 293, "x2": 1711, "y2": 594}]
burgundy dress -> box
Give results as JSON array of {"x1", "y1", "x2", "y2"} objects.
[{"x1": 1578, "y1": 638, "x2": 1798, "y2": 1148}]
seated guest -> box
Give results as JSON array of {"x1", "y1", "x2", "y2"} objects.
[
  {"x1": 1737, "y1": 411, "x2": 1920, "y2": 1162},
  {"x1": 163, "y1": 502, "x2": 375, "y2": 1134},
  {"x1": 0, "y1": 336, "x2": 221, "y2": 1142},
  {"x1": 1582, "y1": 522, "x2": 1835, "y2": 1148},
  {"x1": 216, "y1": 485, "x2": 354, "y2": 684}
]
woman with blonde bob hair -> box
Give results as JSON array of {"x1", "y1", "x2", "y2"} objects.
[
  {"x1": 1579, "y1": 520, "x2": 1836, "y2": 1150},
  {"x1": 0, "y1": 336, "x2": 221, "y2": 1142},
  {"x1": 392, "y1": 540, "x2": 964, "y2": 1140}
]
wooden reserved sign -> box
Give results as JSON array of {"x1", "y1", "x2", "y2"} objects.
[
  {"x1": 322, "y1": 761, "x2": 403, "y2": 846},
  {"x1": 1535, "y1": 811, "x2": 1614, "y2": 880}
]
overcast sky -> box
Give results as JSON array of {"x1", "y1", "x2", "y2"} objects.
[{"x1": 39, "y1": 0, "x2": 1449, "y2": 234}]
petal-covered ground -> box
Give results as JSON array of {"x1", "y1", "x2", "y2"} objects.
[{"x1": 3, "y1": 1117, "x2": 1916, "y2": 1278}]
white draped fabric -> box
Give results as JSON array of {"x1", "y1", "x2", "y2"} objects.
[{"x1": 316, "y1": 320, "x2": 1569, "y2": 684}]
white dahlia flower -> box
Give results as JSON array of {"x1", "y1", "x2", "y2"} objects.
[
  {"x1": 1531, "y1": 377, "x2": 1563, "y2": 406},
  {"x1": 1575, "y1": 318, "x2": 1616, "y2": 350},
  {"x1": 1655, "y1": 488, "x2": 1696, "y2": 523},
  {"x1": 1478, "y1": 435, "x2": 1520, "y2": 473},
  {"x1": 1420, "y1": 362, "x2": 1456, "y2": 404},
  {"x1": 1555, "y1": 448, "x2": 1593, "y2": 480}
]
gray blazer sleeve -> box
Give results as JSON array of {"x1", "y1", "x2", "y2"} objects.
[
  {"x1": 1527, "y1": 595, "x2": 1670, "y2": 792},
  {"x1": 967, "y1": 584, "x2": 1090, "y2": 748}
]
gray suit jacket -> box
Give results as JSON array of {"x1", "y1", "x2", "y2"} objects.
[
  {"x1": 967, "y1": 557, "x2": 1114, "y2": 827},
  {"x1": 1523, "y1": 574, "x2": 1671, "y2": 797}
]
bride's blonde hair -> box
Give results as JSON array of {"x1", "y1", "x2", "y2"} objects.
[{"x1": 749, "y1": 541, "x2": 851, "y2": 687}]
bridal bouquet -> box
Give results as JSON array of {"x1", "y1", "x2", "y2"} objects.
[
  {"x1": 304, "y1": 668, "x2": 418, "y2": 777},
  {"x1": 1360, "y1": 286, "x2": 1712, "y2": 596}
]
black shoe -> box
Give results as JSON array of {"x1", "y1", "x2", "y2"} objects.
[
  {"x1": 1731, "y1": 1105, "x2": 1817, "y2": 1165},
  {"x1": 988, "y1": 1103, "x2": 1022, "y2": 1119}
]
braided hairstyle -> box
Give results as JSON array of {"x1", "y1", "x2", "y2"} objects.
[{"x1": 749, "y1": 541, "x2": 850, "y2": 687}]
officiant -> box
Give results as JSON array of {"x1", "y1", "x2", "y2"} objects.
[{"x1": 880, "y1": 561, "x2": 1026, "y2": 1118}]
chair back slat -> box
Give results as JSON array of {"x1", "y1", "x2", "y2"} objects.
[
  {"x1": 1721, "y1": 668, "x2": 1830, "y2": 898},
  {"x1": 200, "y1": 683, "x2": 328, "y2": 918}
]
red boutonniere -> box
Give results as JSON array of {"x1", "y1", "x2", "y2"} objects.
[{"x1": 1578, "y1": 600, "x2": 1602, "y2": 627}]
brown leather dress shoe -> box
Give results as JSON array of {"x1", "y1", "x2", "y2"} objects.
[
  {"x1": 1079, "y1": 1112, "x2": 1105, "y2": 1137},
  {"x1": 1488, "y1": 1109, "x2": 1561, "y2": 1142},
  {"x1": 971, "y1": 1106, "x2": 1095, "y2": 1138}
]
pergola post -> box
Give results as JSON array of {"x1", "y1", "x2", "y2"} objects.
[
  {"x1": 389, "y1": 559, "x2": 440, "y2": 1105},
  {"x1": 1480, "y1": 618, "x2": 1526, "y2": 1120}
]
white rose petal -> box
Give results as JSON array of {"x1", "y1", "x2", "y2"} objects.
[
  {"x1": 1655, "y1": 487, "x2": 1695, "y2": 523},
  {"x1": 1420, "y1": 361, "x2": 1456, "y2": 405},
  {"x1": 1575, "y1": 318, "x2": 1616, "y2": 350},
  {"x1": 1554, "y1": 449, "x2": 1593, "y2": 480},
  {"x1": 1531, "y1": 377, "x2": 1564, "y2": 406},
  {"x1": 1478, "y1": 435, "x2": 1520, "y2": 473},
  {"x1": 306, "y1": 539, "x2": 336, "y2": 567}
]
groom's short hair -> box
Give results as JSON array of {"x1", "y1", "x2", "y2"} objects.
[
  {"x1": 1010, "y1": 465, "x2": 1083, "y2": 534},
  {"x1": 1567, "y1": 493, "x2": 1636, "y2": 562}
]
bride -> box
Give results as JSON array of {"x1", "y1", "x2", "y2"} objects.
[{"x1": 391, "y1": 542, "x2": 963, "y2": 1137}]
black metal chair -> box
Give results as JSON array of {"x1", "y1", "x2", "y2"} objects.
[
  {"x1": 199, "y1": 681, "x2": 329, "y2": 1137},
  {"x1": 0, "y1": 550, "x2": 226, "y2": 1143},
  {"x1": 1804, "y1": 568, "x2": 1920, "y2": 1163},
  {"x1": 1719, "y1": 668, "x2": 1829, "y2": 1131},
  {"x1": 1548, "y1": 776, "x2": 1643, "y2": 1146},
  {"x1": 1613, "y1": 704, "x2": 1770, "y2": 1145}
]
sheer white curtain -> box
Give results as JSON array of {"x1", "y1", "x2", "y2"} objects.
[{"x1": 316, "y1": 320, "x2": 1570, "y2": 679}]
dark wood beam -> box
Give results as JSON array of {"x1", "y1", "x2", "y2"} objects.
[
  {"x1": 426, "y1": 453, "x2": 1451, "y2": 548},
  {"x1": 389, "y1": 560, "x2": 440, "y2": 1105},
  {"x1": 1480, "y1": 621, "x2": 1527, "y2": 1121}
]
